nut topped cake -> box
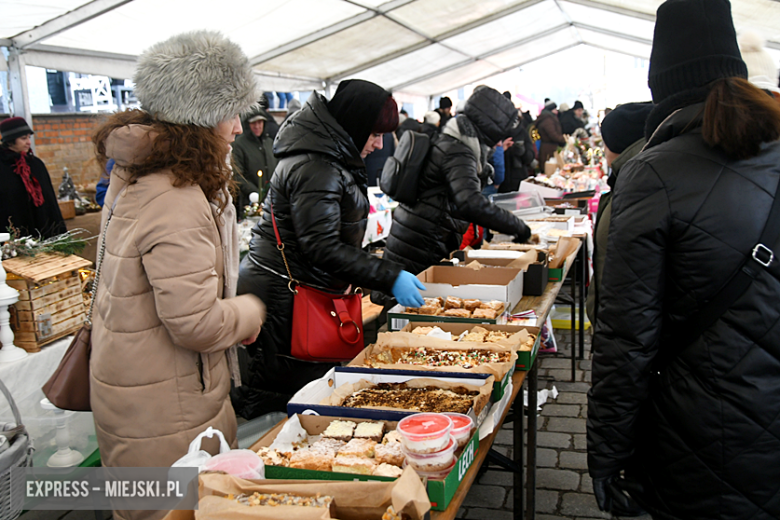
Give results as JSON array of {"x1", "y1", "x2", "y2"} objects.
[
  {"x1": 393, "y1": 347, "x2": 510, "y2": 368},
  {"x1": 341, "y1": 383, "x2": 479, "y2": 415}
]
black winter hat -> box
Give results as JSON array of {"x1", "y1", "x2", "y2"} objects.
[
  {"x1": 439, "y1": 96, "x2": 453, "y2": 109},
  {"x1": 572, "y1": 100, "x2": 584, "y2": 110},
  {"x1": 0, "y1": 117, "x2": 34, "y2": 143},
  {"x1": 601, "y1": 102, "x2": 654, "y2": 154},
  {"x1": 464, "y1": 85, "x2": 519, "y2": 146},
  {"x1": 648, "y1": 0, "x2": 747, "y2": 104}
]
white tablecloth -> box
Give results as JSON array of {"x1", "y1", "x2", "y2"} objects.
[{"x1": 0, "y1": 336, "x2": 72, "y2": 404}]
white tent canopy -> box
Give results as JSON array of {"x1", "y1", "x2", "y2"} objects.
[{"x1": 2, "y1": 0, "x2": 780, "y2": 111}]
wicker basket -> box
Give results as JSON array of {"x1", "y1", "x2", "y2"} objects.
[{"x1": 0, "y1": 379, "x2": 33, "y2": 520}]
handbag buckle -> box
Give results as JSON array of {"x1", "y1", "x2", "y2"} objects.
[{"x1": 752, "y1": 243, "x2": 774, "y2": 268}]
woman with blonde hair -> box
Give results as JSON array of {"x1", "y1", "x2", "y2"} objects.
[{"x1": 90, "y1": 30, "x2": 265, "y2": 519}]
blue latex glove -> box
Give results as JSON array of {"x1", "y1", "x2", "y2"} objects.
[{"x1": 392, "y1": 271, "x2": 426, "y2": 308}]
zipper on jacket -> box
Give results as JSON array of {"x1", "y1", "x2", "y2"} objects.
[{"x1": 196, "y1": 354, "x2": 205, "y2": 391}]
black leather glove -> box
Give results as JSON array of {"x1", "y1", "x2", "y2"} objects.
[{"x1": 592, "y1": 475, "x2": 645, "y2": 517}]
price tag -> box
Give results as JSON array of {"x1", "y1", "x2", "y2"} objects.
[{"x1": 36, "y1": 313, "x2": 53, "y2": 339}]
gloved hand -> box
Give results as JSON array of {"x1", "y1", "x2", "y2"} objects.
[
  {"x1": 593, "y1": 475, "x2": 645, "y2": 517},
  {"x1": 512, "y1": 225, "x2": 533, "y2": 244},
  {"x1": 392, "y1": 271, "x2": 426, "y2": 308}
]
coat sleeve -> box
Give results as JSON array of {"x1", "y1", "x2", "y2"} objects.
[
  {"x1": 444, "y1": 145, "x2": 530, "y2": 240},
  {"x1": 289, "y1": 160, "x2": 403, "y2": 293},
  {"x1": 135, "y1": 187, "x2": 264, "y2": 354},
  {"x1": 587, "y1": 159, "x2": 670, "y2": 478}
]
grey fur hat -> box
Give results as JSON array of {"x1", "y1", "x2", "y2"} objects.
[{"x1": 133, "y1": 30, "x2": 258, "y2": 128}]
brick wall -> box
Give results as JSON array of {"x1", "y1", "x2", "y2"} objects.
[{"x1": 30, "y1": 113, "x2": 104, "y2": 187}]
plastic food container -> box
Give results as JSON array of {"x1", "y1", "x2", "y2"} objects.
[
  {"x1": 202, "y1": 449, "x2": 265, "y2": 479},
  {"x1": 402, "y1": 436, "x2": 457, "y2": 474},
  {"x1": 397, "y1": 413, "x2": 453, "y2": 454},
  {"x1": 443, "y1": 412, "x2": 474, "y2": 449}
]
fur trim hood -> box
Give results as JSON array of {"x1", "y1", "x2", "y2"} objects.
[{"x1": 134, "y1": 30, "x2": 258, "y2": 128}]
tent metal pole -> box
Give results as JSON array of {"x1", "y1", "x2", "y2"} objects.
[{"x1": 7, "y1": 48, "x2": 33, "y2": 150}]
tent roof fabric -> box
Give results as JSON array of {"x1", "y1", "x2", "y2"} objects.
[{"x1": 2, "y1": 0, "x2": 779, "y2": 97}]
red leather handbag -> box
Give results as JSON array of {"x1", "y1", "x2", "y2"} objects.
[{"x1": 269, "y1": 200, "x2": 364, "y2": 362}]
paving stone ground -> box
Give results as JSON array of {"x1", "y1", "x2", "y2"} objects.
[{"x1": 458, "y1": 325, "x2": 652, "y2": 520}]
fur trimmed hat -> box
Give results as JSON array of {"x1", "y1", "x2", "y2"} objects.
[{"x1": 133, "y1": 30, "x2": 259, "y2": 128}]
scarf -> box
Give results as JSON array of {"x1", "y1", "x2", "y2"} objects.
[
  {"x1": 442, "y1": 115, "x2": 492, "y2": 177},
  {"x1": 211, "y1": 183, "x2": 243, "y2": 387},
  {"x1": 13, "y1": 153, "x2": 44, "y2": 207}
]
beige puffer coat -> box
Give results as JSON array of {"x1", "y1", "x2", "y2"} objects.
[{"x1": 90, "y1": 125, "x2": 264, "y2": 509}]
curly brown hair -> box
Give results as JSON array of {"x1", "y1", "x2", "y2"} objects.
[{"x1": 93, "y1": 109, "x2": 234, "y2": 212}]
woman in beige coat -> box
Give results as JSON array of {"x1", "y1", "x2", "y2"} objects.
[{"x1": 89, "y1": 31, "x2": 265, "y2": 520}]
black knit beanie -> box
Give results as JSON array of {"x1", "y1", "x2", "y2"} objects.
[
  {"x1": 601, "y1": 102, "x2": 654, "y2": 154},
  {"x1": 648, "y1": 0, "x2": 747, "y2": 104}
]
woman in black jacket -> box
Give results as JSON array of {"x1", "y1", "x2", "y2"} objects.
[
  {"x1": 235, "y1": 80, "x2": 424, "y2": 418},
  {"x1": 0, "y1": 117, "x2": 66, "y2": 238},
  {"x1": 384, "y1": 86, "x2": 531, "y2": 275},
  {"x1": 587, "y1": 1, "x2": 780, "y2": 519}
]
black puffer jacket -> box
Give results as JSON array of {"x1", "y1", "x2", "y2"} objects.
[
  {"x1": 587, "y1": 103, "x2": 780, "y2": 520},
  {"x1": 234, "y1": 93, "x2": 403, "y2": 418},
  {"x1": 384, "y1": 87, "x2": 531, "y2": 274}
]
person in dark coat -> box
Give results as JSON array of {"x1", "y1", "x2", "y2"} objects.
[
  {"x1": 536, "y1": 102, "x2": 565, "y2": 167},
  {"x1": 559, "y1": 100, "x2": 588, "y2": 136},
  {"x1": 584, "y1": 101, "x2": 652, "y2": 324},
  {"x1": 587, "y1": 1, "x2": 780, "y2": 519},
  {"x1": 395, "y1": 114, "x2": 421, "y2": 139},
  {"x1": 435, "y1": 96, "x2": 453, "y2": 132},
  {"x1": 0, "y1": 117, "x2": 66, "y2": 238},
  {"x1": 363, "y1": 132, "x2": 395, "y2": 187},
  {"x1": 498, "y1": 121, "x2": 536, "y2": 192},
  {"x1": 231, "y1": 107, "x2": 278, "y2": 209},
  {"x1": 383, "y1": 86, "x2": 532, "y2": 275},
  {"x1": 235, "y1": 80, "x2": 425, "y2": 418},
  {"x1": 420, "y1": 111, "x2": 440, "y2": 139}
]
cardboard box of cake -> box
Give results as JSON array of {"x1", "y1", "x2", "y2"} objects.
[
  {"x1": 323, "y1": 377, "x2": 492, "y2": 423},
  {"x1": 194, "y1": 468, "x2": 430, "y2": 520},
  {"x1": 350, "y1": 327, "x2": 519, "y2": 383},
  {"x1": 252, "y1": 415, "x2": 406, "y2": 480}
]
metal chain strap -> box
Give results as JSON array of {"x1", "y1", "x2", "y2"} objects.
[{"x1": 86, "y1": 184, "x2": 127, "y2": 325}]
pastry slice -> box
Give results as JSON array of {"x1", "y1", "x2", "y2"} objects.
[
  {"x1": 417, "y1": 304, "x2": 440, "y2": 315},
  {"x1": 373, "y1": 463, "x2": 403, "y2": 478},
  {"x1": 485, "y1": 330, "x2": 510, "y2": 343},
  {"x1": 354, "y1": 421, "x2": 385, "y2": 442},
  {"x1": 472, "y1": 308, "x2": 497, "y2": 320},
  {"x1": 444, "y1": 296, "x2": 464, "y2": 310},
  {"x1": 310, "y1": 438, "x2": 346, "y2": 454},
  {"x1": 383, "y1": 430, "x2": 403, "y2": 444},
  {"x1": 412, "y1": 326, "x2": 434, "y2": 335},
  {"x1": 463, "y1": 299, "x2": 482, "y2": 312},
  {"x1": 321, "y1": 420, "x2": 356, "y2": 442},
  {"x1": 480, "y1": 300, "x2": 505, "y2": 312},
  {"x1": 256, "y1": 447, "x2": 289, "y2": 467},
  {"x1": 443, "y1": 308, "x2": 471, "y2": 318},
  {"x1": 338, "y1": 438, "x2": 377, "y2": 458},
  {"x1": 332, "y1": 455, "x2": 377, "y2": 475},
  {"x1": 288, "y1": 449, "x2": 334, "y2": 471},
  {"x1": 423, "y1": 297, "x2": 443, "y2": 309},
  {"x1": 374, "y1": 441, "x2": 404, "y2": 467}
]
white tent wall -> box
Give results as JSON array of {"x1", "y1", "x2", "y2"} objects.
[{"x1": 1, "y1": 0, "x2": 778, "y2": 119}]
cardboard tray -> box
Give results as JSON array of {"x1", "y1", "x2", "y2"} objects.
[
  {"x1": 287, "y1": 366, "x2": 493, "y2": 424},
  {"x1": 416, "y1": 265, "x2": 524, "y2": 309},
  {"x1": 387, "y1": 303, "x2": 509, "y2": 331},
  {"x1": 396, "y1": 323, "x2": 541, "y2": 372},
  {"x1": 450, "y1": 250, "x2": 549, "y2": 296},
  {"x1": 249, "y1": 414, "x2": 480, "y2": 512},
  {"x1": 349, "y1": 340, "x2": 517, "y2": 401}
]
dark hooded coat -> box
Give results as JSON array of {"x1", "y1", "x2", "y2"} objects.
[
  {"x1": 0, "y1": 146, "x2": 66, "y2": 238},
  {"x1": 536, "y1": 109, "x2": 565, "y2": 166},
  {"x1": 235, "y1": 88, "x2": 403, "y2": 418},
  {"x1": 384, "y1": 87, "x2": 531, "y2": 275},
  {"x1": 231, "y1": 106, "x2": 278, "y2": 209},
  {"x1": 587, "y1": 101, "x2": 780, "y2": 520}
]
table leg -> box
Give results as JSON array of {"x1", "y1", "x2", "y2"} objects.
[
  {"x1": 579, "y1": 239, "x2": 587, "y2": 360},
  {"x1": 515, "y1": 382, "x2": 524, "y2": 519},
  {"x1": 526, "y1": 362, "x2": 538, "y2": 520},
  {"x1": 571, "y1": 253, "x2": 576, "y2": 382}
]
